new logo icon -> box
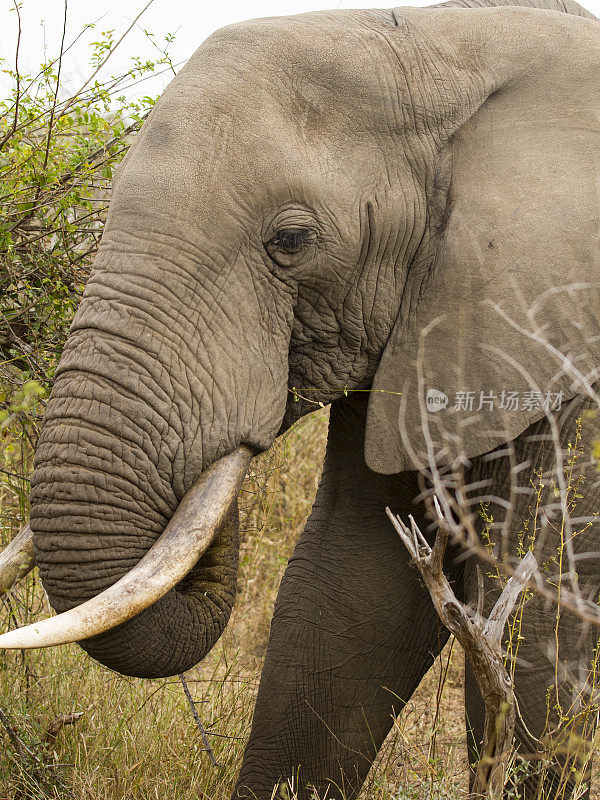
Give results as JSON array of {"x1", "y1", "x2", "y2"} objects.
[{"x1": 426, "y1": 389, "x2": 448, "y2": 413}]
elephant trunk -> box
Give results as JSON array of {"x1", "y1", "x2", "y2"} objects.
[
  {"x1": 20, "y1": 326, "x2": 250, "y2": 678},
  {"x1": 0, "y1": 129, "x2": 292, "y2": 674},
  {"x1": 0, "y1": 448, "x2": 251, "y2": 660}
]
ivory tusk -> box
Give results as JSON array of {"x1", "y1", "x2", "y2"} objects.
[
  {"x1": 0, "y1": 523, "x2": 36, "y2": 596},
  {"x1": 0, "y1": 446, "x2": 252, "y2": 649}
]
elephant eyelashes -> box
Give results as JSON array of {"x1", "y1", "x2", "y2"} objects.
[
  {"x1": 265, "y1": 227, "x2": 317, "y2": 266},
  {"x1": 274, "y1": 230, "x2": 309, "y2": 251}
]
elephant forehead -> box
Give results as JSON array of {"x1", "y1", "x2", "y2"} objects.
[
  {"x1": 113, "y1": 112, "x2": 363, "y2": 222},
  {"x1": 111, "y1": 80, "x2": 391, "y2": 234},
  {"x1": 174, "y1": 11, "x2": 404, "y2": 131}
]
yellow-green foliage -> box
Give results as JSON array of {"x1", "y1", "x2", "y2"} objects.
[{"x1": 0, "y1": 14, "x2": 175, "y2": 435}]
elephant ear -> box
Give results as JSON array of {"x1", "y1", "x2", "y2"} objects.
[{"x1": 365, "y1": 5, "x2": 600, "y2": 474}]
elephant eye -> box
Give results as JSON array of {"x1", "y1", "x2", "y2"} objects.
[
  {"x1": 272, "y1": 229, "x2": 311, "y2": 252},
  {"x1": 265, "y1": 227, "x2": 317, "y2": 266}
]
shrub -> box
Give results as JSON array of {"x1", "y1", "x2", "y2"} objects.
[{"x1": 0, "y1": 3, "x2": 175, "y2": 521}]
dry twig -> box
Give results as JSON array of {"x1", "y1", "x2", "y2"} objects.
[
  {"x1": 178, "y1": 673, "x2": 220, "y2": 767},
  {"x1": 43, "y1": 712, "x2": 84, "y2": 747},
  {"x1": 387, "y1": 502, "x2": 536, "y2": 799},
  {"x1": 0, "y1": 703, "x2": 27, "y2": 760}
]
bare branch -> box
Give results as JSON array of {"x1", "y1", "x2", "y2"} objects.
[
  {"x1": 387, "y1": 506, "x2": 535, "y2": 798},
  {"x1": 178, "y1": 674, "x2": 220, "y2": 768},
  {"x1": 39, "y1": 1, "x2": 68, "y2": 176},
  {"x1": 0, "y1": 1, "x2": 22, "y2": 151},
  {"x1": 59, "y1": 0, "x2": 156, "y2": 117},
  {"x1": 483, "y1": 551, "x2": 537, "y2": 650},
  {"x1": 43, "y1": 712, "x2": 84, "y2": 747}
]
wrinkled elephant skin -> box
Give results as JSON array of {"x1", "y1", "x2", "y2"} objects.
[{"x1": 14, "y1": 0, "x2": 600, "y2": 797}]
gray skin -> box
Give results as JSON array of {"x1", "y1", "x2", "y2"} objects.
[{"x1": 27, "y1": 0, "x2": 599, "y2": 797}]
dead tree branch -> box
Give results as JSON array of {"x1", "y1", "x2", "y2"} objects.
[
  {"x1": 387, "y1": 504, "x2": 536, "y2": 799},
  {"x1": 0, "y1": 704, "x2": 27, "y2": 760}
]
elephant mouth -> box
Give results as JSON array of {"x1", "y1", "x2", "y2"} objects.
[{"x1": 0, "y1": 445, "x2": 253, "y2": 650}]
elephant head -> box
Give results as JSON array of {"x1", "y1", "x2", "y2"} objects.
[{"x1": 1, "y1": 1, "x2": 598, "y2": 681}]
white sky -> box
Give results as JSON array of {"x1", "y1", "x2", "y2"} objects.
[{"x1": 2, "y1": 0, "x2": 599, "y2": 101}]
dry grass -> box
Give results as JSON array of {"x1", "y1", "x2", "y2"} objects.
[{"x1": 0, "y1": 407, "x2": 540, "y2": 800}]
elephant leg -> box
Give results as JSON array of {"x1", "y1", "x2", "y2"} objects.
[
  {"x1": 234, "y1": 396, "x2": 465, "y2": 800},
  {"x1": 464, "y1": 396, "x2": 600, "y2": 799}
]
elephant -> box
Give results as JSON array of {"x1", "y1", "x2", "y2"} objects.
[{"x1": 1, "y1": 0, "x2": 599, "y2": 797}]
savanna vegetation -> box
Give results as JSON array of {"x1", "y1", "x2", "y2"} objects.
[{"x1": 0, "y1": 4, "x2": 598, "y2": 799}]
